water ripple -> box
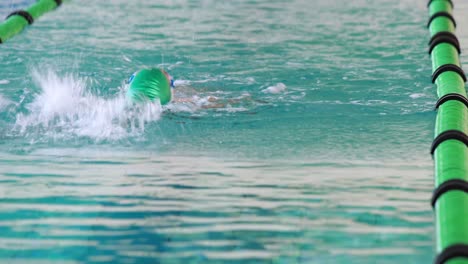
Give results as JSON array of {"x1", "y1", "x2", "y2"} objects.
[{"x1": 0, "y1": 150, "x2": 433, "y2": 263}]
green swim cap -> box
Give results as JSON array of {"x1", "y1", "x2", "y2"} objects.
[{"x1": 126, "y1": 68, "x2": 172, "y2": 105}]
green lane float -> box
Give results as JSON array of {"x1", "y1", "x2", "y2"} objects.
[
  {"x1": 427, "y1": 0, "x2": 468, "y2": 263},
  {"x1": 0, "y1": 0, "x2": 64, "y2": 44}
]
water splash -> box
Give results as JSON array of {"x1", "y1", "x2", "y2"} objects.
[
  {"x1": 0, "y1": 94, "x2": 11, "y2": 111},
  {"x1": 14, "y1": 68, "x2": 162, "y2": 141},
  {"x1": 262, "y1": 83, "x2": 286, "y2": 94}
]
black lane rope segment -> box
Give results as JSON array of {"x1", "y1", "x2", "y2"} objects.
[
  {"x1": 431, "y1": 179, "x2": 468, "y2": 208},
  {"x1": 4, "y1": 1, "x2": 63, "y2": 24},
  {"x1": 429, "y1": 31, "x2": 459, "y2": 46},
  {"x1": 432, "y1": 64, "x2": 467, "y2": 83},
  {"x1": 431, "y1": 130, "x2": 468, "y2": 155},
  {"x1": 435, "y1": 93, "x2": 468, "y2": 109},
  {"x1": 1, "y1": 1, "x2": 63, "y2": 45},
  {"x1": 427, "y1": 11, "x2": 457, "y2": 28},
  {"x1": 6, "y1": 10, "x2": 34, "y2": 24},
  {"x1": 429, "y1": 31, "x2": 461, "y2": 54},
  {"x1": 428, "y1": 0, "x2": 454, "y2": 9},
  {"x1": 434, "y1": 244, "x2": 468, "y2": 264}
]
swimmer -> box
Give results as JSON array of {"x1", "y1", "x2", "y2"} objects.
[
  {"x1": 126, "y1": 68, "x2": 256, "y2": 109},
  {"x1": 126, "y1": 68, "x2": 175, "y2": 105},
  {"x1": 126, "y1": 68, "x2": 222, "y2": 108}
]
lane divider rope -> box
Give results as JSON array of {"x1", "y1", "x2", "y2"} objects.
[
  {"x1": 427, "y1": 0, "x2": 468, "y2": 262},
  {"x1": 0, "y1": 0, "x2": 66, "y2": 44}
]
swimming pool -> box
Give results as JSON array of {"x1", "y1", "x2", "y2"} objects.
[{"x1": 0, "y1": 0, "x2": 460, "y2": 263}]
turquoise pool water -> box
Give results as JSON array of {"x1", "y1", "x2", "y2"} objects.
[{"x1": 1, "y1": 0, "x2": 463, "y2": 263}]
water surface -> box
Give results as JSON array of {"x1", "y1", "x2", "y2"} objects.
[{"x1": 0, "y1": 0, "x2": 445, "y2": 263}]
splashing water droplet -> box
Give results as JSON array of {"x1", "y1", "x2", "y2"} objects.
[{"x1": 14, "y1": 68, "x2": 162, "y2": 141}]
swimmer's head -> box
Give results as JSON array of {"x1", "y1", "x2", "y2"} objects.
[
  {"x1": 127, "y1": 69, "x2": 172, "y2": 86},
  {"x1": 126, "y1": 68, "x2": 173, "y2": 105}
]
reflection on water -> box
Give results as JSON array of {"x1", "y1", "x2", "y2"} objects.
[
  {"x1": 0, "y1": 0, "x2": 439, "y2": 263},
  {"x1": 0, "y1": 149, "x2": 433, "y2": 263}
]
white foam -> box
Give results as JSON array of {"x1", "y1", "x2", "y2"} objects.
[
  {"x1": 165, "y1": 95, "x2": 214, "y2": 113},
  {"x1": 0, "y1": 94, "x2": 11, "y2": 110},
  {"x1": 262, "y1": 83, "x2": 286, "y2": 94},
  {"x1": 14, "y1": 68, "x2": 162, "y2": 141},
  {"x1": 174, "y1": 79, "x2": 191, "y2": 86},
  {"x1": 246, "y1": 77, "x2": 255, "y2": 84},
  {"x1": 122, "y1": 55, "x2": 132, "y2": 62},
  {"x1": 0, "y1": 80, "x2": 10, "y2": 85},
  {"x1": 409, "y1": 93, "x2": 425, "y2": 99}
]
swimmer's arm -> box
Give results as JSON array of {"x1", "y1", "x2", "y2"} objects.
[
  {"x1": 173, "y1": 97, "x2": 195, "y2": 103},
  {"x1": 170, "y1": 89, "x2": 193, "y2": 103},
  {"x1": 170, "y1": 87, "x2": 197, "y2": 103},
  {"x1": 172, "y1": 96, "x2": 224, "y2": 108},
  {"x1": 172, "y1": 96, "x2": 217, "y2": 103}
]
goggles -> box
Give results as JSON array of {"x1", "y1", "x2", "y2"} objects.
[{"x1": 127, "y1": 72, "x2": 137, "y2": 84}]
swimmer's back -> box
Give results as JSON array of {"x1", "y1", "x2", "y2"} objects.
[{"x1": 127, "y1": 68, "x2": 172, "y2": 105}]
